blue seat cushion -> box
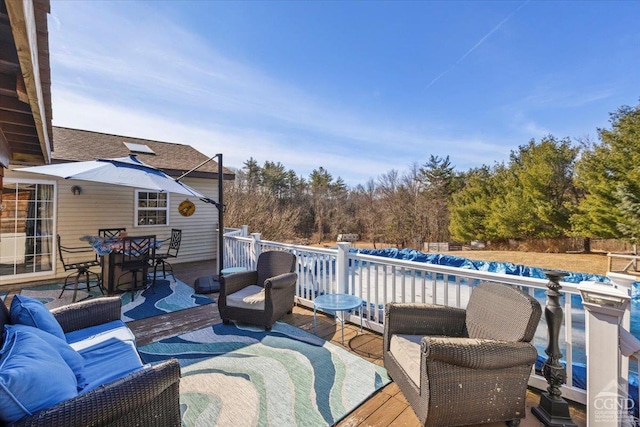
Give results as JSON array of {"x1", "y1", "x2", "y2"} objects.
[
  {"x1": 78, "y1": 337, "x2": 144, "y2": 393},
  {"x1": 9, "y1": 295, "x2": 65, "y2": 341},
  {"x1": 0, "y1": 328, "x2": 78, "y2": 424},
  {"x1": 4, "y1": 324, "x2": 87, "y2": 390},
  {"x1": 65, "y1": 320, "x2": 135, "y2": 350}
]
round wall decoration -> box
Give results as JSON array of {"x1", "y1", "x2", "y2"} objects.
[{"x1": 178, "y1": 200, "x2": 196, "y2": 217}]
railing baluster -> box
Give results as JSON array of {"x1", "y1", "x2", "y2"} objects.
[
  {"x1": 391, "y1": 265, "x2": 396, "y2": 303},
  {"x1": 382, "y1": 263, "x2": 388, "y2": 307},
  {"x1": 443, "y1": 272, "x2": 449, "y2": 305},
  {"x1": 411, "y1": 269, "x2": 416, "y2": 303},
  {"x1": 374, "y1": 264, "x2": 380, "y2": 322},
  {"x1": 432, "y1": 273, "x2": 437, "y2": 304},
  {"x1": 400, "y1": 267, "x2": 406, "y2": 302},
  {"x1": 358, "y1": 259, "x2": 363, "y2": 303},
  {"x1": 564, "y1": 291, "x2": 574, "y2": 388}
]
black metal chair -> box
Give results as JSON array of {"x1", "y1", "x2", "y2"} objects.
[
  {"x1": 116, "y1": 235, "x2": 156, "y2": 301},
  {"x1": 97, "y1": 228, "x2": 127, "y2": 271},
  {"x1": 98, "y1": 227, "x2": 127, "y2": 239},
  {"x1": 153, "y1": 229, "x2": 182, "y2": 280},
  {"x1": 57, "y1": 235, "x2": 104, "y2": 302}
]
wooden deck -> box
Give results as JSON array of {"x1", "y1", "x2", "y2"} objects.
[
  {"x1": 6, "y1": 260, "x2": 587, "y2": 426},
  {"x1": 135, "y1": 261, "x2": 587, "y2": 427}
]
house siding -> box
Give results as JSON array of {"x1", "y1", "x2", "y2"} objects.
[{"x1": 2, "y1": 169, "x2": 218, "y2": 285}]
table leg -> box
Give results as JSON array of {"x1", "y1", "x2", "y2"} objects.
[
  {"x1": 313, "y1": 305, "x2": 317, "y2": 334},
  {"x1": 341, "y1": 310, "x2": 345, "y2": 345},
  {"x1": 72, "y1": 275, "x2": 79, "y2": 303}
]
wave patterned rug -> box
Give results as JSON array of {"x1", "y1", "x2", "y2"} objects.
[
  {"x1": 19, "y1": 275, "x2": 213, "y2": 322},
  {"x1": 138, "y1": 322, "x2": 391, "y2": 426}
]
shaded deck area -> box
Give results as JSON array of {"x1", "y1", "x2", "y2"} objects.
[{"x1": 4, "y1": 260, "x2": 587, "y2": 426}]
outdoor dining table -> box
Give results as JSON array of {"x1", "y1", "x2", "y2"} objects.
[{"x1": 82, "y1": 235, "x2": 161, "y2": 294}]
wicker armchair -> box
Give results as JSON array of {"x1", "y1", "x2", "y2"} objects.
[
  {"x1": 218, "y1": 251, "x2": 298, "y2": 330},
  {"x1": 383, "y1": 282, "x2": 542, "y2": 427},
  {"x1": 1, "y1": 297, "x2": 181, "y2": 427}
]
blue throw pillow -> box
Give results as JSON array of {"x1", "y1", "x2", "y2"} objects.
[
  {"x1": 0, "y1": 328, "x2": 78, "y2": 424},
  {"x1": 9, "y1": 295, "x2": 65, "y2": 340},
  {"x1": 4, "y1": 324, "x2": 87, "y2": 390}
]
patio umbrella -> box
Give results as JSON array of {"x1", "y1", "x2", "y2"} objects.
[
  {"x1": 17, "y1": 154, "x2": 225, "y2": 276},
  {"x1": 17, "y1": 155, "x2": 210, "y2": 200}
]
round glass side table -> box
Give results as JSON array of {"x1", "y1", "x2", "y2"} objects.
[{"x1": 313, "y1": 293, "x2": 363, "y2": 345}]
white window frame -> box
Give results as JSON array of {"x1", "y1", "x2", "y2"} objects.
[
  {"x1": 134, "y1": 189, "x2": 170, "y2": 227},
  {"x1": 1, "y1": 178, "x2": 57, "y2": 281}
]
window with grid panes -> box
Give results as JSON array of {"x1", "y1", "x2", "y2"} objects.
[
  {"x1": 135, "y1": 190, "x2": 169, "y2": 226},
  {"x1": 1, "y1": 180, "x2": 55, "y2": 277}
]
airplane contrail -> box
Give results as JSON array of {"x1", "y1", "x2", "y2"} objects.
[{"x1": 426, "y1": 0, "x2": 530, "y2": 91}]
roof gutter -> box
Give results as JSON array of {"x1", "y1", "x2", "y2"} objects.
[{"x1": 5, "y1": 0, "x2": 52, "y2": 166}]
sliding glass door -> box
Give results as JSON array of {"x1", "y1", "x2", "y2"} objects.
[{"x1": 1, "y1": 180, "x2": 55, "y2": 277}]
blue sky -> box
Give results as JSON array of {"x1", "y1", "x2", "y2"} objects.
[{"x1": 48, "y1": 1, "x2": 640, "y2": 186}]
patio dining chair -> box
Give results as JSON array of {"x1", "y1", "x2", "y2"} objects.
[
  {"x1": 98, "y1": 227, "x2": 127, "y2": 239},
  {"x1": 383, "y1": 282, "x2": 542, "y2": 427},
  {"x1": 152, "y1": 229, "x2": 181, "y2": 280},
  {"x1": 57, "y1": 235, "x2": 104, "y2": 302},
  {"x1": 97, "y1": 228, "x2": 127, "y2": 270},
  {"x1": 116, "y1": 235, "x2": 156, "y2": 301}
]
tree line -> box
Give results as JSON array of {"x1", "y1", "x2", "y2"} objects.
[{"x1": 223, "y1": 102, "x2": 640, "y2": 250}]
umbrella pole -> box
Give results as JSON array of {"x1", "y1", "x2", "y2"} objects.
[
  {"x1": 217, "y1": 153, "x2": 224, "y2": 276},
  {"x1": 193, "y1": 153, "x2": 226, "y2": 295},
  {"x1": 176, "y1": 152, "x2": 225, "y2": 276}
]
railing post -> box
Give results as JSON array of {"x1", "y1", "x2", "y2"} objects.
[
  {"x1": 577, "y1": 278, "x2": 632, "y2": 426},
  {"x1": 532, "y1": 270, "x2": 577, "y2": 427},
  {"x1": 241, "y1": 225, "x2": 249, "y2": 237},
  {"x1": 336, "y1": 242, "x2": 351, "y2": 294},
  {"x1": 607, "y1": 272, "x2": 635, "y2": 395},
  {"x1": 251, "y1": 233, "x2": 261, "y2": 269}
]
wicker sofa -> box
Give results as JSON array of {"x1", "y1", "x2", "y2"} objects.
[
  {"x1": 383, "y1": 282, "x2": 542, "y2": 427},
  {"x1": 0, "y1": 296, "x2": 181, "y2": 427}
]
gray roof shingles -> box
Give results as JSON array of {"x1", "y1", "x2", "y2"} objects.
[{"x1": 51, "y1": 126, "x2": 234, "y2": 178}]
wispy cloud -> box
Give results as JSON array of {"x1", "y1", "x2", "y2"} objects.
[
  {"x1": 53, "y1": 87, "x2": 509, "y2": 183},
  {"x1": 51, "y1": 89, "x2": 404, "y2": 183},
  {"x1": 500, "y1": 83, "x2": 614, "y2": 139},
  {"x1": 49, "y1": 2, "x2": 514, "y2": 185},
  {"x1": 425, "y1": 0, "x2": 530, "y2": 91},
  {"x1": 518, "y1": 87, "x2": 614, "y2": 110}
]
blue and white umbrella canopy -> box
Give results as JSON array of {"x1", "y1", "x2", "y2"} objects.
[{"x1": 17, "y1": 155, "x2": 206, "y2": 198}]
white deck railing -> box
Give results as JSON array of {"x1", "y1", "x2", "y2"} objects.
[{"x1": 222, "y1": 228, "x2": 613, "y2": 406}]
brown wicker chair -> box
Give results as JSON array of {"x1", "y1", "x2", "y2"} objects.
[
  {"x1": 218, "y1": 251, "x2": 298, "y2": 330},
  {"x1": 383, "y1": 282, "x2": 542, "y2": 427},
  {"x1": 0, "y1": 297, "x2": 181, "y2": 427}
]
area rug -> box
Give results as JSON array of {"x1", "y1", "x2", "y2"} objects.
[
  {"x1": 138, "y1": 322, "x2": 391, "y2": 426},
  {"x1": 19, "y1": 275, "x2": 214, "y2": 322}
]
